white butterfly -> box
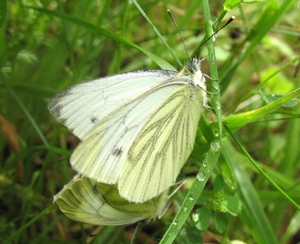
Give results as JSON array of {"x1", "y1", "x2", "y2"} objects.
[
  {"x1": 54, "y1": 175, "x2": 168, "y2": 225},
  {"x1": 48, "y1": 57, "x2": 207, "y2": 203}
]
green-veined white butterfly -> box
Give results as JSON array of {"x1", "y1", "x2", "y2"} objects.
[
  {"x1": 48, "y1": 57, "x2": 207, "y2": 203},
  {"x1": 54, "y1": 175, "x2": 168, "y2": 225}
]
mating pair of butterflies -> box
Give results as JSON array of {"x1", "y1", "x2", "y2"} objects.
[{"x1": 49, "y1": 56, "x2": 208, "y2": 225}]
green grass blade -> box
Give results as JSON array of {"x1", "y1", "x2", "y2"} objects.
[
  {"x1": 160, "y1": 141, "x2": 221, "y2": 244},
  {"x1": 0, "y1": 73, "x2": 50, "y2": 149},
  {"x1": 225, "y1": 126, "x2": 300, "y2": 210},
  {"x1": 132, "y1": 0, "x2": 182, "y2": 68},
  {"x1": 159, "y1": 1, "x2": 222, "y2": 242},
  {"x1": 220, "y1": 0, "x2": 297, "y2": 92},
  {"x1": 3, "y1": 205, "x2": 54, "y2": 244},
  {"x1": 224, "y1": 88, "x2": 300, "y2": 132},
  {"x1": 26, "y1": 6, "x2": 176, "y2": 71},
  {"x1": 222, "y1": 138, "x2": 278, "y2": 244}
]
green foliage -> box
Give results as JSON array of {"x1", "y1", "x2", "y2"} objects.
[{"x1": 0, "y1": 0, "x2": 299, "y2": 243}]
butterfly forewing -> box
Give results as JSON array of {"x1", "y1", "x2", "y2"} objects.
[
  {"x1": 48, "y1": 70, "x2": 177, "y2": 139},
  {"x1": 70, "y1": 77, "x2": 184, "y2": 185}
]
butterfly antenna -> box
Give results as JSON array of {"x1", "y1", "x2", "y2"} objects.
[
  {"x1": 167, "y1": 9, "x2": 190, "y2": 61},
  {"x1": 194, "y1": 16, "x2": 235, "y2": 58}
]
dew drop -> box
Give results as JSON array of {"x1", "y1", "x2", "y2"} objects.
[
  {"x1": 210, "y1": 140, "x2": 221, "y2": 152},
  {"x1": 202, "y1": 161, "x2": 207, "y2": 167},
  {"x1": 173, "y1": 220, "x2": 178, "y2": 226},
  {"x1": 189, "y1": 194, "x2": 195, "y2": 201},
  {"x1": 183, "y1": 204, "x2": 188, "y2": 212},
  {"x1": 197, "y1": 172, "x2": 205, "y2": 182}
]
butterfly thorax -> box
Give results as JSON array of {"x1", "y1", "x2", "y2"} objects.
[{"x1": 177, "y1": 58, "x2": 207, "y2": 106}]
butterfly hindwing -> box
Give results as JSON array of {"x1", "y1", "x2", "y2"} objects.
[{"x1": 119, "y1": 82, "x2": 204, "y2": 202}]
